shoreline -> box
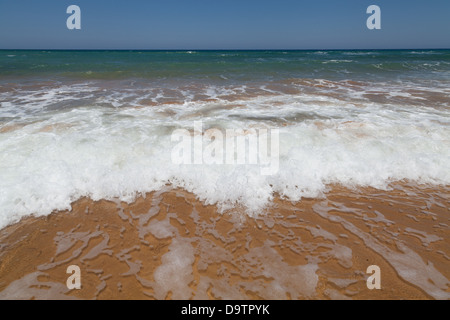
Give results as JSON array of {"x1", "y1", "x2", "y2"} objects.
[{"x1": 0, "y1": 183, "x2": 448, "y2": 300}]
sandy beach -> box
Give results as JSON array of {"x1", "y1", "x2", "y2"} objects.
[
  {"x1": 0, "y1": 183, "x2": 448, "y2": 300},
  {"x1": 1, "y1": 50, "x2": 449, "y2": 300}
]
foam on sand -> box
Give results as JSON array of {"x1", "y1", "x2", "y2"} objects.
[{"x1": 0, "y1": 185, "x2": 448, "y2": 299}]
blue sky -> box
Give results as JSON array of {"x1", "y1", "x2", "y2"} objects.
[{"x1": 0, "y1": 0, "x2": 449, "y2": 49}]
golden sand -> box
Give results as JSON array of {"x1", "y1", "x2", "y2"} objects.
[{"x1": 0, "y1": 184, "x2": 448, "y2": 300}]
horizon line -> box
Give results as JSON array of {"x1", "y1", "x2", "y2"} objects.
[{"x1": 1, "y1": 48, "x2": 449, "y2": 51}]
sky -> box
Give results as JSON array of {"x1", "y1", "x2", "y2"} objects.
[{"x1": 0, "y1": 0, "x2": 449, "y2": 50}]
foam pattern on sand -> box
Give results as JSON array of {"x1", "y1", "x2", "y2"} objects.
[{"x1": 0, "y1": 186, "x2": 448, "y2": 299}]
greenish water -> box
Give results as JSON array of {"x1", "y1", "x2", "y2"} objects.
[{"x1": 1, "y1": 49, "x2": 450, "y2": 82}]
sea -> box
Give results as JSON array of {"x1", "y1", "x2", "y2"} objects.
[{"x1": 0, "y1": 49, "x2": 449, "y2": 229}]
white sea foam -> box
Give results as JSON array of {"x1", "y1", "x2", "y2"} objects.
[
  {"x1": 322, "y1": 60, "x2": 353, "y2": 64},
  {"x1": 0, "y1": 88, "x2": 449, "y2": 229},
  {"x1": 342, "y1": 51, "x2": 378, "y2": 56}
]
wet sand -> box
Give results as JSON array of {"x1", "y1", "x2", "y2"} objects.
[{"x1": 0, "y1": 183, "x2": 449, "y2": 300}]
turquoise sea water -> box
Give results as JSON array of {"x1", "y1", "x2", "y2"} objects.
[{"x1": 1, "y1": 49, "x2": 450, "y2": 82}]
